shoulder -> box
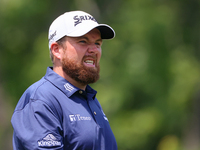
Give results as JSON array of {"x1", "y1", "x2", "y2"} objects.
[
  {"x1": 14, "y1": 77, "x2": 59, "y2": 111},
  {"x1": 12, "y1": 76, "x2": 63, "y2": 124}
]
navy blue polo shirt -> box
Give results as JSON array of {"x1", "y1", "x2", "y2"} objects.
[{"x1": 11, "y1": 67, "x2": 117, "y2": 150}]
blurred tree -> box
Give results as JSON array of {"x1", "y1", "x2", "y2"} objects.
[{"x1": 0, "y1": 0, "x2": 200, "y2": 150}]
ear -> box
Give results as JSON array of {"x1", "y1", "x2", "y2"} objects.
[{"x1": 50, "y1": 42, "x2": 62, "y2": 60}]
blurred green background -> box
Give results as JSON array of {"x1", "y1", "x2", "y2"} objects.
[{"x1": 1, "y1": 0, "x2": 200, "y2": 150}]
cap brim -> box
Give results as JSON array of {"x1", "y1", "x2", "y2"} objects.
[{"x1": 96, "y1": 24, "x2": 115, "y2": 39}]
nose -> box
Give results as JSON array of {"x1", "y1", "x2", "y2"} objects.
[{"x1": 87, "y1": 43, "x2": 100, "y2": 54}]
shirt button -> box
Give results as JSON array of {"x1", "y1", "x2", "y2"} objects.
[
  {"x1": 94, "y1": 111, "x2": 97, "y2": 115},
  {"x1": 79, "y1": 90, "x2": 83, "y2": 94}
]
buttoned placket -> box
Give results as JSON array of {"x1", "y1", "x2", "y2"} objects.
[{"x1": 78, "y1": 90, "x2": 98, "y2": 123}]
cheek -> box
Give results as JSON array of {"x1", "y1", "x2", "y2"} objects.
[
  {"x1": 97, "y1": 49, "x2": 102, "y2": 62},
  {"x1": 71, "y1": 45, "x2": 86, "y2": 58},
  {"x1": 65, "y1": 52, "x2": 80, "y2": 63},
  {"x1": 64, "y1": 47, "x2": 82, "y2": 62}
]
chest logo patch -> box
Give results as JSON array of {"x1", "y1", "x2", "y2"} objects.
[
  {"x1": 38, "y1": 134, "x2": 61, "y2": 147},
  {"x1": 69, "y1": 114, "x2": 91, "y2": 122}
]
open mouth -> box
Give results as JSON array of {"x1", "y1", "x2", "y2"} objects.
[{"x1": 84, "y1": 59, "x2": 95, "y2": 67}]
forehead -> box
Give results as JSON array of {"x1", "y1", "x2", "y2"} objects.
[
  {"x1": 66, "y1": 28, "x2": 102, "y2": 42},
  {"x1": 82, "y1": 28, "x2": 101, "y2": 39},
  {"x1": 87, "y1": 28, "x2": 101, "y2": 35},
  {"x1": 79, "y1": 28, "x2": 101, "y2": 38}
]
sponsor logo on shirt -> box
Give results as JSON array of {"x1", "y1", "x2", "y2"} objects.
[
  {"x1": 101, "y1": 110, "x2": 109, "y2": 122},
  {"x1": 69, "y1": 114, "x2": 91, "y2": 122},
  {"x1": 64, "y1": 83, "x2": 74, "y2": 92},
  {"x1": 38, "y1": 134, "x2": 61, "y2": 147}
]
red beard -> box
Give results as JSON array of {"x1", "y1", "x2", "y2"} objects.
[{"x1": 61, "y1": 56, "x2": 100, "y2": 85}]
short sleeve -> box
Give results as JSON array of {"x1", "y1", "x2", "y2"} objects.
[{"x1": 11, "y1": 100, "x2": 64, "y2": 150}]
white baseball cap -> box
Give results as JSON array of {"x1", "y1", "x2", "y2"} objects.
[{"x1": 48, "y1": 10, "x2": 115, "y2": 49}]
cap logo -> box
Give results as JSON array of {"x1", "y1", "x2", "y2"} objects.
[
  {"x1": 73, "y1": 15, "x2": 97, "y2": 26},
  {"x1": 49, "y1": 31, "x2": 57, "y2": 41}
]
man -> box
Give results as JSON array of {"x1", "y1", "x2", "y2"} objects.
[{"x1": 11, "y1": 10, "x2": 117, "y2": 150}]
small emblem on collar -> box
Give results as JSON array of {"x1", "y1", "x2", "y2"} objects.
[{"x1": 64, "y1": 83, "x2": 74, "y2": 92}]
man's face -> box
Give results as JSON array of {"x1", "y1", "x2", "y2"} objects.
[{"x1": 61, "y1": 28, "x2": 102, "y2": 85}]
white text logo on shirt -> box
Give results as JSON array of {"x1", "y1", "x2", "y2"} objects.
[
  {"x1": 38, "y1": 134, "x2": 61, "y2": 147},
  {"x1": 69, "y1": 114, "x2": 91, "y2": 122},
  {"x1": 101, "y1": 110, "x2": 109, "y2": 122}
]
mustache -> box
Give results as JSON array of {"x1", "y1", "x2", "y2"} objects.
[{"x1": 83, "y1": 55, "x2": 96, "y2": 59}]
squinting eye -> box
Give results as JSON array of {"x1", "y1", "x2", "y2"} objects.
[
  {"x1": 79, "y1": 40, "x2": 86, "y2": 43},
  {"x1": 95, "y1": 42, "x2": 101, "y2": 46}
]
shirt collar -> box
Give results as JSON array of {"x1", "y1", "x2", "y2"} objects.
[{"x1": 44, "y1": 67, "x2": 97, "y2": 99}]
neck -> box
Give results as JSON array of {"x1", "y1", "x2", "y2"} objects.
[{"x1": 53, "y1": 65, "x2": 87, "y2": 90}]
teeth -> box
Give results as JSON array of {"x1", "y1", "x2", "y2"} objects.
[{"x1": 85, "y1": 60, "x2": 94, "y2": 65}]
